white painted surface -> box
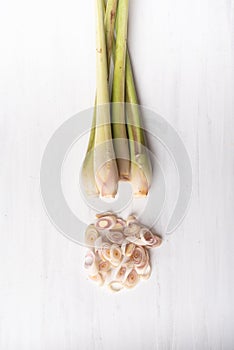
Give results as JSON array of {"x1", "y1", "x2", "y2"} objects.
[{"x1": 0, "y1": 0, "x2": 234, "y2": 349}]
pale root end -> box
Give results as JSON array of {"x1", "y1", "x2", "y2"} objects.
[
  {"x1": 117, "y1": 158, "x2": 130, "y2": 181},
  {"x1": 130, "y1": 163, "x2": 150, "y2": 197},
  {"x1": 95, "y1": 160, "x2": 119, "y2": 198},
  {"x1": 81, "y1": 152, "x2": 100, "y2": 197}
]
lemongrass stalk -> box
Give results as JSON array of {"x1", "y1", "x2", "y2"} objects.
[
  {"x1": 81, "y1": 102, "x2": 99, "y2": 196},
  {"x1": 125, "y1": 51, "x2": 152, "y2": 196},
  {"x1": 111, "y1": 0, "x2": 130, "y2": 180},
  {"x1": 112, "y1": 22, "x2": 152, "y2": 195},
  {"x1": 94, "y1": 0, "x2": 118, "y2": 197},
  {"x1": 105, "y1": 0, "x2": 118, "y2": 69},
  {"x1": 81, "y1": 0, "x2": 118, "y2": 197}
]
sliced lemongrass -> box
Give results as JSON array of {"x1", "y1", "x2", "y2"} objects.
[
  {"x1": 89, "y1": 273, "x2": 104, "y2": 286},
  {"x1": 110, "y1": 244, "x2": 122, "y2": 265},
  {"x1": 121, "y1": 239, "x2": 128, "y2": 256},
  {"x1": 108, "y1": 281, "x2": 124, "y2": 292},
  {"x1": 106, "y1": 230, "x2": 124, "y2": 245},
  {"x1": 116, "y1": 266, "x2": 127, "y2": 280},
  {"x1": 85, "y1": 225, "x2": 99, "y2": 247},
  {"x1": 124, "y1": 269, "x2": 139, "y2": 289},
  {"x1": 95, "y1": 215, "x2": 116, "y2": 230},
  {"x1": 96, "y1": 211, "x2": 116, "y2": 219},
  {"x1": 111, "y1": 218, "x2": 126, "y2": 231},
  {"x1": 123, "y1": 223, "x2": 141, "y2": 237},
  {"x1": 138, "y1": 263, "x2": 151, "y2": 280},
  {"x1": 111, "y1": 0, "x2": 130, "y2": 180},
  {"x1": 139, "y1": 228, "x2": 155, "y2": 245},
  {"x1": 131, "y1": 246, "x2": 147, "y2": 268},
  {"x1": 146, "y1": 235, "x2": 162, "y2": 249},
  {"x1": 100, "y1": 242, "x2": 112, "y2": 261},
  {"x1": 99, "y1": 260, "x2": 111, "y2": 273},
  {"x1": 125, "y1": 235, "x2": 147, "y2": 246},
  {"x1": 125, "y1": 242, "x2": 136, "y2": 257},
  {"x1": 84, "y1": 250, "x2": 98, "y2": 276},
  {"x1": 94, "y1": 0, "x2": 119, "y2": 198},
  {"x1": 126, "y1": 215, "x2": 137, "y2": 225},
  {"x1": 94, "y1": 236, "x2": 103, "y2": 252}
]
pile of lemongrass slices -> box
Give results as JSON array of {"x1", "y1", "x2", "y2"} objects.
[
  {"x1": 84, "y1": 213, "x2": 162, "y2": 292},
  {"x1": 81, "y1": 0, "x2": 152, "y2": 198}
]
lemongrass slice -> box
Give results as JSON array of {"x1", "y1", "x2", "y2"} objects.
[
  {"x1": 116, "y1": 266, "x2": 127, "y2": 280},
  {"x1": 146, "y1": 235, "x2": 162, "y2": 249},
  {"x1": 125, "y1": 243, "x2": 136, "y2": 257},
  {"x1": 84, "y1": 250, "x2": 98, "y2": 276},
  {"x1": 125, "y1": 269, "x2": 139, "y2": 289},
  {"x1": 121, "y1": 239, "x2": 128, "y2": 256},
  {"x1": 125, "y1": 235, "x2": 147, "y2": 246},
  {"x1": 131, "y1": 246, "x2": 148, "y2": 268},
  {"x1": 121, "y1": 240, "x2": 136, "y2": 257},
  {"x1": 100, "y1": 242, "x2": 112, "y2": 261},
  {"x1": 85, "y1": 225, "x2": 99, "y2": 247},
  {"x1": 124, "y1": 223, "x2": 141, "y2": 237},
  {"x1": 126, "y1": 215, "x2": 137, "y2": 226},
  {"x1": 95, "y1": 215, "x2": 116, "y2": 230},
  {"x1": 110, "y1": 244, "x2": 122, "y2": 265},
  {"x1": 108, "y1": 281, "x2": 124, "y2": 292},
  {"x1": 106, "y1": 230, "x2": 124, "y2": 245},
  {"x1": 138, "y1": 263, "x2": 151, "y2": 280},
  {"x1": 89, "y1": 273, "x2": 104, "y2": 286},
  {"x1": 99, "y1": 260, "x2": 111, "y2": 273},
  {"x1": 94, "y1": 236, "x2": 103, "y2": 252},
  {"x1": 139, "y1": 228, "x2": 155, "y2": 245},
  {"x1": 111, "y1": 218, "x2": 126, "y2": 231},
  {"x1": 96, "y1": 211, "x2": 116, "y2": 219}
]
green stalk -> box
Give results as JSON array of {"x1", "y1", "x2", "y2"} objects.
[
  {"x1": 112, "y1": 19, "x2": 152, "y2": 195},
  {"x1": 125, "y1": 52, "x2": 152, "y2": 196},
  {"x1": 94, "y1": 0, "x2": 118, "y2": 197},
  {"x1": 111, "y1": 0, "x2": 130, "y2": 180},
  {"x1": 81, "y1": 0, "x2": 118, "y2": 197}
]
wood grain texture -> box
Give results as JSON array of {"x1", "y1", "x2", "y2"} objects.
[{"x1": 0, "y1": 0, "x2": 234, "y2": 349}]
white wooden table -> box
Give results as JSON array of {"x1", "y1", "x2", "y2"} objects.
[{"x1": 0, "y1": 0, "x2": 234, "y2": 349}]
